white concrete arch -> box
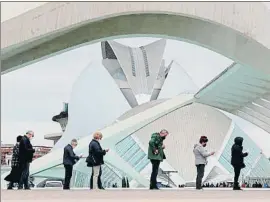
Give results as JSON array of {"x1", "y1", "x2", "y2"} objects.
[{"x1": 1, "y1": 2, "x2": 270, "y2": 74}]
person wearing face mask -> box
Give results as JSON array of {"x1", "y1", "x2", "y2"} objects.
[
  {"x1": 193, "y1": 136, "x2": 215, "y2": 190},
  {"x1": 231, "y1": 137, "x2": 248, "y2": 190},
  {"x1": 148, "y1": 129, "x2": 169, "y2": 190},
  {"x1": 18, "y1": 130, "x2": 35, "y2": 190},
  {"x1": 63, "y1": 139, "x2": 82, "y2": 190},
  {"x1": 86, "y1": 132, "x2": 109, "y2": 190}
]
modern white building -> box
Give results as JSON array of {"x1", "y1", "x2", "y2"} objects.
[
  {"x1": 17, "y1": 96, "x2": 270, "y2": 189},
  {"x1": 2, "y1": 39, "x2": 270, "y2": 189},
  {"x1": 102, "y1": 39, "x2": 172, "y2": 107}
]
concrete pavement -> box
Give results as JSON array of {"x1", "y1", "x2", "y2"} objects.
[{"x1": 2, "y1": 189, "x2": 270, "y2": 202}]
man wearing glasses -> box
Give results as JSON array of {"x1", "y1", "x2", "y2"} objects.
[{"x1": 18, "y1": 130, "x2": 35, "y2": 190}]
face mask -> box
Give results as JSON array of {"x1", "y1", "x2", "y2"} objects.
[{"x1": 162, "y1": 136, "x2": 166, "y2": 140}]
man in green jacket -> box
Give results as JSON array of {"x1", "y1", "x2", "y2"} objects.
[{"x1": 148, "y1": 129, "x2": 169, "y2": 189}]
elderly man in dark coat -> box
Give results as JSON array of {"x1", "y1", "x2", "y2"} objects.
[
  {"x1": 63, "y1": 139, "x2": 81, "y2": 190},
  {"x1": 18, "y1": 131, "x2": 35, "y2": 190}
]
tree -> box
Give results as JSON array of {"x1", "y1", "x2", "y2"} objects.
[
  {"x1": 122, "y1": 177, "x2": 126, "y2": 188},
  {"x1": 126, "y1": 177, "x2": 130, "y2": 188}
]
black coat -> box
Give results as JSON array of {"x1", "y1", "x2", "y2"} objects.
[
  {"x1": 5, "y1": 143, "x2": 22, "y2": 183},
  {"x1": 4, "y1": 166, "x2": 22, "y2": 183},
  {"x1": 87, "y1": 139, "x2": 106, "y2": 167},
  {"x1": 231, "y1": 137, "x2": 248, "y2": 168},
  {"x1": 19, "y1": 136, "x2": 35, "y2": 163},
  {"x1": 63, "y1": 144, "x2": 79, "y2": 166}
]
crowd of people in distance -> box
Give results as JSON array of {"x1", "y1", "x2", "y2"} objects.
[
  {"x1": 203, "y1": 182, "x2": 269, "y2": 188},
  {"x1": 4, "y1": 128, "x2": 268, "y2": 191},
  {"x1": 242, "y1": 182, "x2": 269, "y2": 188}
]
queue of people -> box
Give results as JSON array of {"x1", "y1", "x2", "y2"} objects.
[
  {"x1": 192, "y1": 135, "x2": 249, "y2": 191},
  {"x1": 62, "y1": 129, "x2": 256, "y2": 191},
  {"x1": 4, "y1": 128, "x2": 258, "y2": 191},
  {"x1": 5, "y1": 131, "x2": 35, "y2": 190},
  {"x1": 62, "y1": 131, "x2": 108, "y2": 190}
]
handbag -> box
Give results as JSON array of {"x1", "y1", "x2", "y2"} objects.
[{"x1": 86, "y1": 152, "x2": 96, "y2": 167}]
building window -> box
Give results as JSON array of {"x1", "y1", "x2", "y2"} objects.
[
  {"x1": 140, "y1": 46, "x2": 150, "y2": 77},
  {"x1": 128, "y1": 47, "x2": 136, "y2": 76},
  {"x1": 115, "y1": 135, "x2": 149, "y2": 173}
]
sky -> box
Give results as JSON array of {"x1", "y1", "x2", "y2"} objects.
[
  {"x1": 1, "y1": 37, "x2": 232, "y2": 145},
  {"x1": 1, "y1": 2, "x2": 270, "y2": 157}
]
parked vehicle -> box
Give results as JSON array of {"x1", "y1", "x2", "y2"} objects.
[{"x1": 45, "y1": 181, "x2": 63, "y2": 188}]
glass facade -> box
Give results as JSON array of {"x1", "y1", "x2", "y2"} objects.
[
  {"x1": 218, "y1": 124, "x2": 269, "y2": 178},
  {"x1": 249, "y1": 156, "x2": 270, "y2": 178},
  {"x1": 115, "y1": 135, "x2": 149, "y2": 173},
  {"x1": 71, "y1": 162, "x2": 129, "y2": 188}
]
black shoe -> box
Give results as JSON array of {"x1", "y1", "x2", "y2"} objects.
[
  {"x1": 99, "y1": 187, "x2": 105, "y2": 190},
  {"x1": 24, "y1": 187, "x2": 31, "y2": 190},
  {"x1": 233, "y1": 187, "x2": 242, "y2": 190},
  {"x1": 233, "y1": 182, "x2": 242, "y2": 190},
  {"x1": 7, "y1": 187, "x2": 13, "y2": 190},
  {"x1": 18, "y1": 186, "x2": 23, "y2": 190}
]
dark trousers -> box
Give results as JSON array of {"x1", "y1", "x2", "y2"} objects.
[
  {"x1": 150, "y1": 160, "x2": 160, "y2": 188},
  {"x1": 18, "y1": 163, "x2": 30, "y2": 189},
  {"x1": 233, "y1": 166, "x2": 241, "y2": 187},
  {"x1": 64, "y1": 165, "x2": 73, "y2": 189},
  {"x1": 196, "y1": 164, "x2": 205, "y2": 189},
  {"x1": 90, "y1": 167, "x2": 102, "y2": 189}
]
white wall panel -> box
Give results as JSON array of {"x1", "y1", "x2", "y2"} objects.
[
  {"x1": 158, "y1": 61, "x2": 199, "y2": 99},
  {"x1": 54, "y1": 61, "x2": 131, "y2": 149},
  {"x1": 134, "y1": 103, "x2": 231, "y2": 181}
]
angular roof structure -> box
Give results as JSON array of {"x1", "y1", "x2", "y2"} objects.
[
  {"x1": 195, "y1": 63, "x2": 270, "y2": 134},
  {"x1": 102, "y1": 39, "x2": 170, "y2": 107}
]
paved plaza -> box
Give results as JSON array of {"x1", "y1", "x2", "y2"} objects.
[{"x1": 2, "y1": 189, "x2": 270, "y2": 202}]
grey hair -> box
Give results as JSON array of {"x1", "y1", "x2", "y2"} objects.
[
  {"x1": 160, "y1": 129, "x2": 169, "y2": 134},
  {"x1": 71, "y1": 139, "x2": 78, "y2": 144},
  {"x1": 26, "y1": 130, "x2": 33, "y2": 135}
]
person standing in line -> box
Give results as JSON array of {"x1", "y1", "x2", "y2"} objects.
[
  {"x1": 231, "y1": 137, "x2": 248, "y2": 190},
  {"x1": 193, "y1": 136, "x2": 215, "y2": 190},
  {"x1": 18, "y1": 131, "x2": 35, "y2": 190},
  {"x1": 148, "y1": 129, "x2": 169, "y2": 190},
  {"x1": 86, "y1": 132, "x2": 109, "y2": 190},
  {"x1": 90, "y1": 134, "x2": 104, "y2": 189},
  {"x1": 90, "y1": 168, "x2": 103, "y2": 189},
  {"x1": 63, "y1": 139, "x2": 82, "y2": 190},
  {"x1": 5, "y1": 135, "x2": 23, "y2": 189}
]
